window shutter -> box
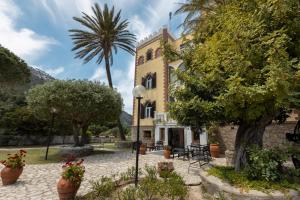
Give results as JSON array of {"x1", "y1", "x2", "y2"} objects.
[
  {"x1": 152, "y1": 73, "x2": 156, "y2": 88},
  {"x1": 151, "y1": 101, "x2": 156, "y2": 118},
  {"x1": 140, "y1": 103, "x2": 145, "y2": 119},
  {"x1": 141, "y1": 77, "x2": 145, "y2": 87}
]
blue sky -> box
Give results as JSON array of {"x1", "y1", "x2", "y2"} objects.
[{"x1": 0, "y1": 0, "x2": 183, "y2": 113}]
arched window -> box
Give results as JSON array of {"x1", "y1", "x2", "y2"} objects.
[
  {"x1": 142, "y1": 73, "x2": 156, "y2": 89},
  {"x1": 146, "y1": 76, "x2": 152, "y2": 89},
  {"x1": 146, "y1": 49, "x2": 153, "y2": 61},
  {"x1": 145, "y1": 102, "x2": 152, "y2": 118},
  {"x1": 155, "y1": 48, "x2": 162, "y2": 58},
  {"x1": 138, "y1": 56, "x2": 144, "y2": 65},
  {"x1": 141, "y1": 101, "x2": 156, "y2": 119}
]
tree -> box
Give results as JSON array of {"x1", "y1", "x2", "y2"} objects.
[
  {"x1": 169, "y1": 0, "x2": 300, "y2": 171},
  {"x1": 0, "y1": 45, "x2": 30, "y2": 86},
  {"x1": 69, "y1": 3, "x2": 136, "y2": 141},
  {"x1": 26, "y1": 80, "x2": 122, "y2": 146}
]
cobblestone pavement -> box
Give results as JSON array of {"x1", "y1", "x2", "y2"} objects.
[{"x1": 0, "y1": 150, "x2": 202, "y2": 200}]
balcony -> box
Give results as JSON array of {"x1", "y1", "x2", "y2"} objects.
[{"x1": 154, "y1": 112, "x2": 177, "y2": 125}]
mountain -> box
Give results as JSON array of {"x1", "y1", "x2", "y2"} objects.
[
  {"x1": 121, "y1": 111, "x2": 132, "y2": 127},
  {"x1": 29, "y1": 67, "x2": 55, "y2": 86}
]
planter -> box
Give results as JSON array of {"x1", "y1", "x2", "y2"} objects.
[
  {"x1": 164, "y1": 149, "x2": 171, "y2": 159},
  {"x1": 210, "y1": 144, "x2": 220, "y2": 158},
  {"x1": 292, "y1": 155, "x2": 300, "y2": 169},
  {"x1": 140, "y1": 145, "x2": 146, "y2": 155},
  {"x1": 1, "y1": 167, "x2": 23, "y2": 185},
  {"x1": 57, "y1": 178, "x2": 80, "y2": 200}
]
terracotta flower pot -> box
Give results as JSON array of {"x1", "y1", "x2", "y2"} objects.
[
  {"x1": 210, "y1": 144, "x2": 220, "y2": 158},
  {"x1": 140, "y1": 146, "x2": 146, "y2": 155},
  {"x1": 164, "y1": 150, "x2": 171, "y2": 159},
  {"x1": 57, "y1": 178, "x2": 80, "y2": 200},
  {"x1": 1, "y1": 167, "x2": 23, "y2": 185}
]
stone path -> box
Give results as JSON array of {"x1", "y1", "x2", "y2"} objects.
[{"x1": 0, "y1": 150, "x2": 202, "y2": 200}]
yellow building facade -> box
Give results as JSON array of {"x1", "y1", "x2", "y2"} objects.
[{"x1": 131, "y1": 27, "x2": 208, "y2": 148}]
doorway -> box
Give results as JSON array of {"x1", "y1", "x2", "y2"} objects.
[{"x1": 168, "y1": 128, "x2": 184, "y2": 148}]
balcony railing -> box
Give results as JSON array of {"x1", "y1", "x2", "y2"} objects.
[{"x1": 154, "y1": 112, "x2": 177, "y2": 124}]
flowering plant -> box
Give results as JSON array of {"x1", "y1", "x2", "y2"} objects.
[
  {"x1": 0, "y1": 150, "x2": 26, "y2": 168},
  {"x1": 62, "y1": 159, "x2": 85, "y2": 185}
]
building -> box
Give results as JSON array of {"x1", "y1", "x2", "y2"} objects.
[{"x1": 131, "y1": 27, "x2": 207, "y2": 148}]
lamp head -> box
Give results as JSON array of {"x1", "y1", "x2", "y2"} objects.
[{"x1": 132, "y1": 85, "x2": 146, "y2": 98}]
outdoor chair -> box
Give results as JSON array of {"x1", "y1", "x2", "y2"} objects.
[
  {"x1": 147, "y1": 142, "x2": 156, "y2": 152},
  {"x1": 132, "y1": 141, "x2": 142, "y2": 153},
  {"x1": 155, "y1": 140, "x2": 164, "y2": 150},
  {"x1": 188, "y1": 144, "x2": 211, "y2": 173},
  {"x1": 172, "y1": 147, "x2": 190, "y2": 160}
]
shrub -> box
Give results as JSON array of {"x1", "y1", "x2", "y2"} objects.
[
  {"x1": 245, "y1": 146, "x2": 287, "y2": 182},
  {"x1": 90, "y1": 176, "x2": 116, "y2": 200},
  {"x1": 117, "y1": 186, "x2": 137, "y2": 200}
]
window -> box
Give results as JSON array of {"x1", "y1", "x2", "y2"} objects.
[
  {"x1": 141, "y1": 101, "x2": 156, "y2": 119},
  {"x1": 146, "y1": 49, "x2": 153, "y2": 61},
  {"x1": 160, "y1": 128, "x2": 165, "y2": 141},
  {"x1": 146, "y1": 76, "x2": 152, "y2": 89},
  {"x1": 142, "y1": 73, "x2": 156, "y2": 89},
  {"x1": 145, "y1": 103, "x2": 152, "y2": 118},
  {"x1": 155, "y1": 48, "x2": 162, "y2": 58},
  {"x1": 144, "y1": 131, "x2": 152, "y2": 138},
  {"x1": 138, "y1": 56, "x2": 144, "y2": 65}
]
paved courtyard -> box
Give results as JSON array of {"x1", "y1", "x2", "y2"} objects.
[{"x1": 0, "y1": 149, "x2": 202, "y2": 200}]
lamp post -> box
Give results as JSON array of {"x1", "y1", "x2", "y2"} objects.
[
  {"x1": 45, "y1": 107, "x2": 57, "y2": 160},
  {"x1": 132, "y1": 85, "x2": 146, "y2": 187}
]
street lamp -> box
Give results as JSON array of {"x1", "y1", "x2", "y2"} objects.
[
  {"x1": 132, "y1": 85, "x2": 146, "y2": 187},
  {"x1": 45, "y1": 107, "x2": 58, "y2": 160}
]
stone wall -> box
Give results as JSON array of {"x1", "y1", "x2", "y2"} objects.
[
  {"x1": 217, "y1": 121, "x2": 297, "y2": 153},
  {"x1": 131, "y1": 126, "x2": 155, "y2": 146}
]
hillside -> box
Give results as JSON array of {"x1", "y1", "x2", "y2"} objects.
[{"x1": 121, "y1": 111, "x2": 132, "y2": 127}]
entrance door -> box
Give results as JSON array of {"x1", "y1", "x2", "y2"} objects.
[{"x1": 168, "y1": 128, "x2": 184, "y2": 148}]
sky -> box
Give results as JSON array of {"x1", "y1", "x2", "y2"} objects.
[{"x1": 0, "y1": 0, "x2": 184, "y2": 114}]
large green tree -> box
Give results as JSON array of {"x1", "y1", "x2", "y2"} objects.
[
  {"x1": 26, "y1": 80, "x2": 122, "y2": 146},
  {"x1": 170, "y1": 0, "x2": 300, "y2": 170},
  {"x1": 69, "y1": 3, "x2": 136, "y2": 141}
]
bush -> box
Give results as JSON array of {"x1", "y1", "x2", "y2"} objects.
[
  {"x1": 207, "y1": 166, "x2": 300, "y2": 193},
  {"x1": 245, "y1": 147, "x2": 287, "y2": 182}
]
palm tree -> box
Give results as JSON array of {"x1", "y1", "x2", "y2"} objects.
[
  {"x1": 175, "y1": 0, "x2": 225, "y2": 33},
  {"x1": 69, "y1": 3, "x2": 136, "y2": 141}
]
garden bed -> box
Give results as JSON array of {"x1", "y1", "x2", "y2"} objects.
[{"x1": 200, "y1": 167, "x2": 300, "y2": 200}]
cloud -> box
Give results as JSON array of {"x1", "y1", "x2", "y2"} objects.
[
  {"x1": 0, "y1": 0, "x2": 57, "y2": 62},
  {"x1": 44, "y1": 67, "x2": 65, "y2": 76}
]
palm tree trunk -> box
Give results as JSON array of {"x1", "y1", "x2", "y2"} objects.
[{"x1": 104, "y1": 55, "x2": 126, "y2": 141}]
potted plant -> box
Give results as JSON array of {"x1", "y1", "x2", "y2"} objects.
[
  {"x1": 57, "y1": 159, "x2": 85, "y2": 200},
  {"x1": 163, "y1": 146, "x2": 172, "y2": 159},
  {"x1": 157, "y1": 162, "x2": 174, "y2": 177},
  {"x1": 139, "y1": 143, "x2": 147, "y2": 155},
  {"x1": 287, "y1": 146, "x2": 300, "y2": 169},
  {"x1": 207, "y1": 124, "x2": 220, "y2": 158},
  {"x1": 0, "y1": 150, "x2": 26, "y2": 185}
]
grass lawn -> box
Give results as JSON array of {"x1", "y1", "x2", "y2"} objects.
[
  {"x1": 0, "y1": 148, "x2": 61, "y2": 165},
  {"x1": 0, "y1": 143, "x2": 131, "y2": 165}
]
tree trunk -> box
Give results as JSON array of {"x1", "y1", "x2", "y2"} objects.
[
  {"x1": 233, "y1": 116, "x2": 273, "y2": 171},
  {"x1": 80, "y1": 125, "x2": 89, "y2": 145},
  {"x1": 104, "y1": 54, "x2": 126, "y2": 141},
  {"x1": 72, "y1": 123, "x2": 81, "y2": 147}
]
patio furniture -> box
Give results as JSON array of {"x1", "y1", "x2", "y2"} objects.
[
  {"x1": 147, "y1": 142, "x2": 156, "y2": 151},
  {"x1": 188, "y1": 144, "x2": 210, "y2": 173},
  {"x1": 172, "y1": 147, "x2": 190, "y2": 160},
  {"x1": 155, "y1": 141, "x2": 164, "y2": 150},
  {"x1": 286, "y1": 120, "x2": 300, "y2": 143}
]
